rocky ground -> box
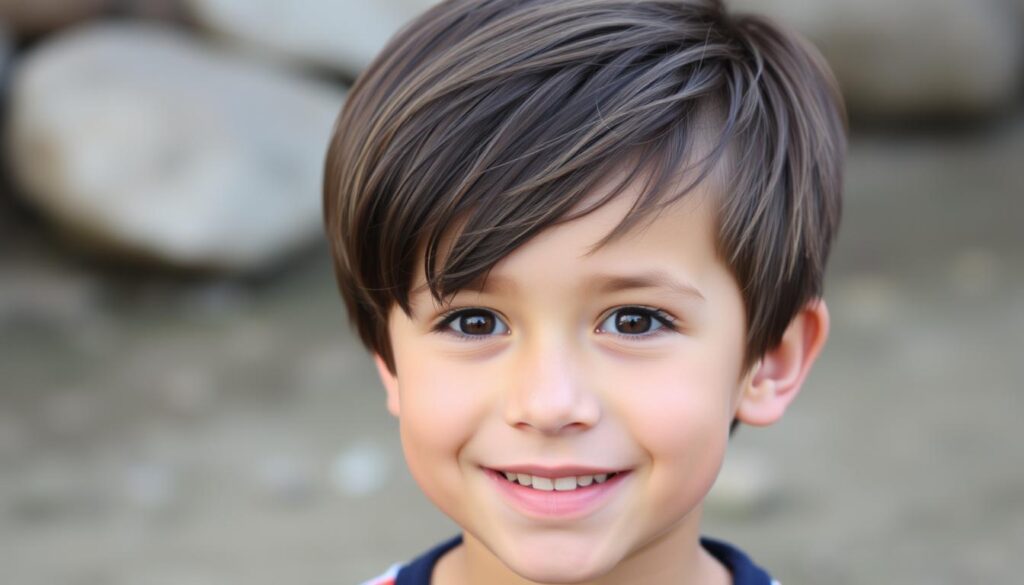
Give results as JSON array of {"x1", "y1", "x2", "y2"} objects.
[
  {"x1": 2, "y1": 1, "x2": 1024, "y2": 584},
  {"x1": 1, "y1": 108, "x2": 1022, "y2": 584}
]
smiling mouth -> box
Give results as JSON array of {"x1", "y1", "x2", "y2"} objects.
[{"x1": 493, "y1": 470, "x2": 623, "y2": 492}]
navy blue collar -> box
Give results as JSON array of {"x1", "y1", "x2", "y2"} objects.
[{"x1": 395, "y1": 534, "x2": 775, "y2": 584}]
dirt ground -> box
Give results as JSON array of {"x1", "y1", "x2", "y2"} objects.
[{"x1": 2, "y1": 113, "x2": 1022, "y2": 584}]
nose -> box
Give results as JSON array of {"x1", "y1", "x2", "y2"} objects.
[{"x1": 503, "y1": 339, "x2": 601, "y2": 435}]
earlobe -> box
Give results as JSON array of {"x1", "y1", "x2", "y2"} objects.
[
  {"x1": 736, "y1": 300, "x2": 830, "y2": 427},
  {"x1": 373, "y1": 354, "x2": 401, "y2": 418}
]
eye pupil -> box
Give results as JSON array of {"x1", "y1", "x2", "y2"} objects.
[
  {"x1": 461, "y1": 312, "x2": 495, "y2": 334},
  {"x1": 616, "y1": 311, "x2": 651, "y2": 334}
]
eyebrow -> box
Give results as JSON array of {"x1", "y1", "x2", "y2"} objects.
[
  {"x1": 589, "y1": 271, "x2": 706, "y2": 301},
  {"x1": 407, "y1": 272, "x2": 517, "y2": 303},
  {"x1": 411, "y1": 270, "x2": 705, "y2": 301}
]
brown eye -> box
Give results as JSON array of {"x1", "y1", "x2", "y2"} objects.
[
  {"x1": 615, "y1": 310, "x2": 652, "y2": 334},
  {"x1": 461, "y1": 311, "x2": 495, "y2": 334},
  {"x1": 597, "y1": 307, "x2": 674, "y2": 336},
  {"x1": 443, "y1": 309, "x2": 509, "y2": 336}
]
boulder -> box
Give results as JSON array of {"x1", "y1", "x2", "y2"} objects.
[
  {"x1": 116, "y1": 0, "x2": 191, "y2": 24},
  {"x1": 5, "y1": 22, "x2": 346, "y2": 272},
  {"x1": 0, "y1": 22, "x2": 10, "y2": 81},
  {"x1": 729, "y1": 0, "x2": 1024, "y2": 120},
  {"x1": 0, "y1": 0, "x2": 112, "y2": 37},
  {"x1": 186, "y1": 0, "x2": 437, "y2": 78}
]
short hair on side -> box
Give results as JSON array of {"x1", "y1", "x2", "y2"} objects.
[{"x1": 323, "y1": 0, "x2": 847, "y2": 374}]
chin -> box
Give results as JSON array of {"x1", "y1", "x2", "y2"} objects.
[
  {"x1": 511, "y1": 565, "x2": 607, "y2": 585},
  {"x1": 502, "y1": 546, "x2": 617, "y2": 584}
]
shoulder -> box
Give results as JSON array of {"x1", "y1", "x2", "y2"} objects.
[
  {"x1": 358, "y1": 563, "x2": 400, "y2": 585},
  {"x1": 701, "y1": 537, "x2": 779, "y2": 585},
  {"x1": 358, "y1": 535, "x2": 463, "y2": 585}
]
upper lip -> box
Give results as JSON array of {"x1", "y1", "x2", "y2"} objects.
[{"x1": 487, "y1": 464, "x2": 628, "y2": 478}]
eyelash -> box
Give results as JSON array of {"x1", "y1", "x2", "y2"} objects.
[
  {"x1": 431, "y1": 306, "x2": 680, "y2": 340},
  {"x1": 432, "y1": 307, "x2": 509, "y2": 341},
  {"x1": 597, "y1": 306, "x2": 680, "y2": 339}
]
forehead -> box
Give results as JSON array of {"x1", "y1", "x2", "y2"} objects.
[
  {"x1": 411, "y1": 178, "x2": 725, "y2": 304},
  {"x1": 500, "y1": 186, "x2": 718, "y2": 280}
]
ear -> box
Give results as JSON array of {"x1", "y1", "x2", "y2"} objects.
[
  {"x1": 373, "y1": 354, "x2": 401, "y2": 418},
  {"x1": 736, "y1": 299, "x2": 830, "y2": 427}
]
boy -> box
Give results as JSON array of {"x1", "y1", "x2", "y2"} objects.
[{"x1": 323, "y1": 0, "x2": 846, "y2": 583}]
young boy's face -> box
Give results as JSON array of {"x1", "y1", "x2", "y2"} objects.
[{"x1": 376, "y1": 182, "x2": 766, "y2": 581}]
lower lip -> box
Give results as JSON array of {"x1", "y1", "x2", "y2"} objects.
[{"x1": 485, "y1": 468, "x2": 629, "y2": 520}]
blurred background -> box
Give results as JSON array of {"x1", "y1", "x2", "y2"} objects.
[{"x1": 0, "y1": 1, "x2": 1022, "y2": 584}]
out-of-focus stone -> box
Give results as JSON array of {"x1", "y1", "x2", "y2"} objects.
[
  {"x1": 5, "y1": 23, "x2": 346, "y2": 272},
  {"x1": 118, "y1": 0, "x2": 190, "y2": 23},
  {"x1": 729, "y1": 0, "x2": 1024, "y2": 120},
  {"x1": 186, "y1": 0, "x2": 437, "y2": 77},
  {"x1": 0, "y1": 264, "x2": 101, "y2": 328},
  {"x1": 0, "y1": 23, "x2": 10, "y2": 75},
  {"x1": 0, "y1": 27, "x2": 11, "y2": 124},
  {"x1": 159, "y1": 366, "x2": 215, "y2": 418},
  {"x1": 330, "y1": 440, "x2": 392, "y2": 497},
  {"x1": 123, "y1": 460, "x2": 178, "y2": 510},
  {"x1": 0, "y1": 0, "x2": 112, "y2": 37}
]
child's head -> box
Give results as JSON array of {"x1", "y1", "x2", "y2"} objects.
[{"x1": 324, "y1": 0, "x2": 844, "y2": 580}]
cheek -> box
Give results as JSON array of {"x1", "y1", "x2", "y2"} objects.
[
  {"x1": 624, "y1": 365, "x2": 733, "y2": 457},
  {"x1": 393, "y1": 356, "x2": 487, "y2": 511},
  {"x1": 611, "y1": 358, "x2": 735, "y2": 508}
]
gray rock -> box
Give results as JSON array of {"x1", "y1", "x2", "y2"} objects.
[
  {"x1": 186, "y1": 0, "x2": 437, "y2": 77},
  {"x1": 117, "y1": 0, "x2": 192, "y2": 24},
  {"x1": 5, "y1": 23, "x2": 346, "y2": 272},
  {"x1": 729, "y1": 0, "x2": 1024, "y2": 120},
  {"x1": 123, "y1": 460, "x2": 178, "y2": 511},
  {"x1": 0, "y1": 0, "x2": 112, "y2": 37},
  {"x1": 0, "y1": 24, "x2": 11, "y2": 90}
]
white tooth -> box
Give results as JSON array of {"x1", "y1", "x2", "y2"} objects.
[
  {"x1": 516, "y1": 473, "x2": 532, "y2": 486},
  {"x1": 531, "y1": 476, "x2": 554, "y2": 491},
  {"x1": 554, "y1": 477, "x2": 577, "y2": 491},
  {"x1": 594, "y1": 473, "x2": 608, "y2": 483},
  {"x1": 577, "y1": 475, "x2": 594, "y2": 486},
  {"x1": 503, "y1": 471, "x2": 516, "y2": 482}
]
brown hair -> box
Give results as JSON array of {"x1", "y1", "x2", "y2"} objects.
[{"x1": 324, "y1": 0, "x2": 846, "y2": 373}]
